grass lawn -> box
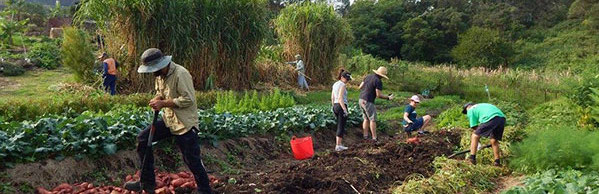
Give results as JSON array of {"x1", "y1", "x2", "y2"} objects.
[{"x1": 0, "y1": 67, "x2": 75, "y2": 99}]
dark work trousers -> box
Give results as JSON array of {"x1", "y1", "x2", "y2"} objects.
[
  {"x1": 137, "y1": 120, "x2": 213, "y2": 194},
  {"x1": 103, "y1": 75, "x2": 116, "y2": 95},
  {"x1": 333, "y1": 103, "x2": 348, "y2": 138}
]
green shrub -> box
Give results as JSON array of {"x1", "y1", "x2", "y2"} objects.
[
  {"x1": 214, "y1": 89, "x2": 295, "y2": 114},
  {"x1": 504, "y1": 169, "x2": 599, "y2": 194},
  {"x1": 0, "y1": 62, "x2": 25, "y2": 76},
  {"x1": 525, "y1": 98, "x2": 582, "y2": 133},
  {"x1": 437, "y1": 105, "x2": 469, "y2": 129},
  {"x1": 28, "y1": 40, "x2": 61, "y2": 69},
  {"x1": 394, "y1": 157, "x2": 507, "y2": 194},
  {"x1": 452, "y1": 27, "x2": 514, "y2": 68},
  {"x1": 61, "y1": 27, "x2": 96, "y2": 83},
  {"x1": 510, "y1": 126, "x2": 599, "y2": 173}
]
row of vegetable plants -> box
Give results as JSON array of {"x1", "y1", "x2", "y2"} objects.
[{"x1": 0, "y1": 104, "x2": 362, "y2": 167}]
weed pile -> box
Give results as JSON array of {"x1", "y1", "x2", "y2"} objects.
[
  {"x1": 213, "y1": 131, "x2": 460, "y2": 193},
  {"x1": 394, "y1": 157, "x2": 508, "y2": 194}
]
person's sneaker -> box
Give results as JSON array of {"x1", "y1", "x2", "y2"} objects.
[
  {"x1": 468, "y1": 155, "x2": 476, "y2": 165},
  {"x1": 363, "y1": 136, "x2": 370, "y2": 140},
  {"x1": 335, "y1": 145, "x2": 348, "y2": 151},
  {"x1": 418, "y1": 130, "x2": 430, "y2": 135},
  {"x1": 124, "y1": 181, "x2": 155, "y2": 194},
  {"x1": 493, "y1": 159, "x2": 501, "y2": 166}
]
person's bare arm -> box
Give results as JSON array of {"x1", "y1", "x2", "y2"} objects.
[
  {"x1": 331, "y1": 89, "x2": 335, "y2": 106},
  {"x1": 338, "y1": 85, "x2": 348, "y2": 114},
  {"x1": 359, "y1": 82, "x2": 364, "y2": 89},
  {"x1": 375, "y1": 89, "x2": 392, "y2": 100}
]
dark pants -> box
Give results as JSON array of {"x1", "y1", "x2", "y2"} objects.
[
  {"x1": 333, "y1": 103, "x2": 347, "y2": 138},
  {"x1": 103, "y1": 75, "x2": 116, "y2": 95},
  {"x1": 475, "y1": 116, "x2": 506, "y2": 141},
  {"x1": 137, "y1": 120, "x2": 213, "y2": 194}
]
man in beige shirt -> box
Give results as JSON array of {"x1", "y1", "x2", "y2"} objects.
[{"x1": 125, "y1": 48, "x2": 212, "y2": 194}]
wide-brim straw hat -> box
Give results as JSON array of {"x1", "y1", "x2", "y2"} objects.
[
  {"x1": 372, "y1": 66, "x2": 389, "y2": 79},
  {"x1": 138, "y1": 48, "x2": 172, "y2": 73}
]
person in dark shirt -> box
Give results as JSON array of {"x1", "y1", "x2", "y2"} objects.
[
  {"x1": 402, "y1": 95, "x2": 431, "y2": 136},
  {"x1": 358, "y1": 66, "x2": 394, "y2": 141}
]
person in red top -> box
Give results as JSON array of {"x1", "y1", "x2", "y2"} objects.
[{"x1": 99, "y1": 53, "x2": 118, "y2": 95}]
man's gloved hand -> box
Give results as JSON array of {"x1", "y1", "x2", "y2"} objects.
[{"x1": 388, "y1": 94, "x2": 395, "y2": 100}]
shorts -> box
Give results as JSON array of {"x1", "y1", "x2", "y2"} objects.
[
  {"x1": 404, "y1": 117, "x2": 424, "y2": 132},
  {"x1": 359, "y1": 99, "x2": 377, "y2": 121},
  {"x1": 475, "y1": 116, "x2": 506, "y2": 141}
]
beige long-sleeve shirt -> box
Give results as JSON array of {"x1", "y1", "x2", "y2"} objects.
[{"x1": 155, "y1": 62, "x2": 198, "y2": 135}]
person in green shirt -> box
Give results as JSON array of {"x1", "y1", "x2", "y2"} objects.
[{"x1": 462, "y1": 102, "x2": 506, "y2": 166}]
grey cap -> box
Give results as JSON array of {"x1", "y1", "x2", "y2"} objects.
[
  {"x1": 138, "y1": 48, "x2": 172, "y2": 73},
  {"x1": 462, "y1": 102, "x2": 474, "y2": 114}
]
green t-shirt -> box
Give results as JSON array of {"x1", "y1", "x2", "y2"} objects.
[{"x1": 467, "y1": 103, "x2": 506, "y2": 128}]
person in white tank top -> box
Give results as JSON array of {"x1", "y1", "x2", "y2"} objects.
[{"x1": 331, "y1": 69, "x2": 352, "y2": 151}]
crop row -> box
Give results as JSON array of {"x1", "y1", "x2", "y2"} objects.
[{"x1": 0, "y1": 104, "x2": 362, "y2": 167}]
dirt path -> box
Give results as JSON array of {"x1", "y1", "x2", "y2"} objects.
[{"x1": 492, "y1": 175, "x2": 525, "y2": 193}]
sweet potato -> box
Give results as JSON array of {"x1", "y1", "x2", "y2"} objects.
[
  {"x1": 171, "y1": 178, "x2": 187, "y2": 187},
  {"x1": 53, "y1": 183, "x2": 72, "y2": 192},
  {"x1": 156, "y1": 180, "x2": 165, "y2": 188},
  {"x1": 169, "y1": 174, "x2": 180, "y2": 180},
  {"x1": 177, "y1": 172, "x2": 190, "y2": 179},
  {"x1": 181, "y1": 182, "x2": 194, "y2": 189},
  {"x1": 155, "y1": 187, "x2": 168, "y2": 194},
  {"x1": 36, "y1": 187, "x2": 52, "y2": 194},
  {"x1": 110, "y1": 191, "x2": 120, "y2": 194}
]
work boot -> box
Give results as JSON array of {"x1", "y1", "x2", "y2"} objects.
[
  {"x1": 468, "y1": 155, "x2": 476, "y2": 165},
  {"x1": 124, "y1": 181, "x2": 155, "y2": 194},
  {"x1": 493, "y1": 159, "x2": 501, "y2": 166}
]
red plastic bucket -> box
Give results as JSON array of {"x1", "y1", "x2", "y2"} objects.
[{"x1": 290, "y1": 136, "x2": 314, "y2": 160}]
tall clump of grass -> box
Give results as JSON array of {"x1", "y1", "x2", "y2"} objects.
[
  {"x1": 274, "y1": 2, "x2": 353, "y2": 84},
  {"x1": 75, "y1": 0, "x2": 268, "y2": 92}
]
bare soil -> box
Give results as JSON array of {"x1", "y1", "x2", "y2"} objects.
[{"x1": 3, "y1": 128, "x2": 460, "y2": 194}]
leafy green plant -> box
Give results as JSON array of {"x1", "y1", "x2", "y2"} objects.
[
  {"x1": 510, "y1": 126, "x2": 599, "y2": 173},
  {"x1": 214, "y1": 89, "x2": 295, "y2": 114},
  {"x1": 0, "y1": 103, "x2": 361, "y2": 165},
  {"x1": 437, "y1": 105, "x2": 469, "y2": 129},
  {"x1": 394, "y1": 157, "x2": 507, "y2": 194},
  {"x1": 28, "y1": 40, "x2": 61, "y2": 69},
  {"x1": 525, "y1": 98, "x2": 581, "y2": 134},
  {"x1": 504, "y1": 169, "x2": 599, "y2": 194},
  {"x1": 452, "y1": 27, "x2": 514, "y2": 68}
]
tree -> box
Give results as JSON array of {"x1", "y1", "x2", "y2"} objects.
[
  {"x1": 400, "y1": 17, "x2": 444, "y2": 62},
  {"x1": 451, "y1": 27, "x2": 514, "y2": 68},
  {"x1": 346, "y1": 0, "x2": 406, "y2": 59},
  {"x1": 471, "y1": 2, "x2": 525, "y2": 40}
]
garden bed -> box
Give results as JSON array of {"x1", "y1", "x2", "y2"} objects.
[{"x1": 213, "y1": 130, "x2": 460, "y2": 193}]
